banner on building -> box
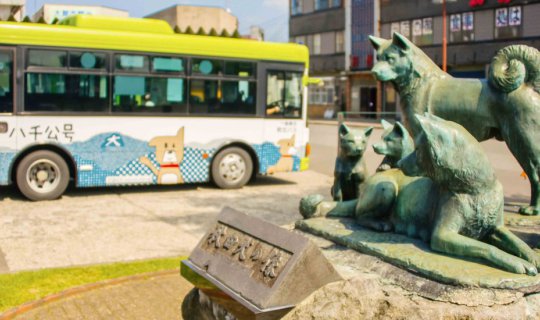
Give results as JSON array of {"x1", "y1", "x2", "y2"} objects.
[
  {"x1": 509, "y1": 6, "x2": 521, "y2": 26},
  {"x1": 412, "y1": 19, "x2": 422, "y2": 36},
  {"x1": 400, "y1": 21, "x2": 410, "y2": 37},
  {"x1": 422, "y1": 17, "x2": 433, "y2": 35},
  {"x1": 462, "y1": 12, "x2": 474, "y2": 31},
  {"x1": 450, "y1": 14, "x2": 461, "y2": 32},
  {"x1": 391, "y1": 22, "x2": 400, "y2": 35},
  {"x1": 495, "y1": 8, "x2": 508, "y2": 27}
]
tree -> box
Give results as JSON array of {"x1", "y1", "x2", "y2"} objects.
[
  {"x1": 51, "y1": 17, "x2": 59, "y2": 24},
  {"x1": 232, "y1": 29, "x2": 241, "y2": 38},
  {"x1": 220, "y1": 29, "x2": 230, "y2": 37},
  {"x1": 174, "y1": 25, "x2": 181, "y2": 33},
  {"x1": 196, "y1": 27, "x2": 206, "y2": 36},
  {"x1": 37, "y1": 16, "x2": 47, "y2": 24},
  {"x1": 22, "y1": 16, "x2": 31, "y2": 23},
  {"x1": 208, "y1": 28, "x2": 218, "y2": 37},
  {"x1": 184, "y1": 26, "x2": 194, "y2": 34},
  {"x1": 7, "y1": 14, "x2": 17, "y2": 22}
]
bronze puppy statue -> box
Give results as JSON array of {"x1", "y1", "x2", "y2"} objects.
[
  {"x1": 369, "y1": 33, "x2": 540, "y2": 215},
  {"x1": 331, "y1": 124, "x2": 373, "y2": 201}
]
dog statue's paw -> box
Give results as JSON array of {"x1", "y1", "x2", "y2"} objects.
[
  {"x1": 299, "y1": 194, "x2": 324, "y2": 219},
  {"x1": 519, "y1": 205, "x2": 540, "y2": 216}
]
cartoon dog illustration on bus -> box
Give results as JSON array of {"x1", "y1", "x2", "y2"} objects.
[
  {"x1": 139, "y1": 128, "x2": 185, "y2": 184},
  {"x1": 267, "y1": 134, "x2": 296, "y2": 174}
]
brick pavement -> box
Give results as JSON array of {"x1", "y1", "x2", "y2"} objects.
[{"x1": 4, "y1": 272, "x2": 193, "y2": 320}]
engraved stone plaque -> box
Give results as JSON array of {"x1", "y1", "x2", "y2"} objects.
[{"x1": 181, "y1": 207, "x2": 342, "y2": 318}]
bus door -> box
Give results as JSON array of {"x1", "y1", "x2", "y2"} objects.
[
  {"x1": 260, "y1": 63, "x2": 309, "y2": 174},
  {"x1": 0, "y1": 48, "x2": 16, "y2": 184}
]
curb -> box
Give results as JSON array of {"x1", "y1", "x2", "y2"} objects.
[{"x1": 0, "y1": 269, "x2": 179, "y2": 320}]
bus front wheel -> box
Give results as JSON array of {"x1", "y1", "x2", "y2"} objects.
[
  {"x1": 212, "y1": 147, "x2": 253, "y2": 189},
  {"x1": 16, "y1": 150, "x2": 70, "y2": 201}
]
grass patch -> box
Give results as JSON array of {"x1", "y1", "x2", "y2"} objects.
[{"x1": 0, "y1": 256, "x2": 185, "y2": 313}]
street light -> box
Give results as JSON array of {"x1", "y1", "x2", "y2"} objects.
[{"x1": 432, "y1": 0, "x2": 457, "y2": 72}]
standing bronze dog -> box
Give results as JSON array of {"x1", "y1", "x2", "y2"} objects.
[{"x1": 369, "y1": 33, "x2": 540, "y2": 215}]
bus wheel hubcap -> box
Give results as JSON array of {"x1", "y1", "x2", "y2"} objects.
[
  {"x1": 219, "y1": 154, "x2": 245, "y2": 183},
  {"x1": 27, "y1": 159, "x2": 61, "y2": 193}
]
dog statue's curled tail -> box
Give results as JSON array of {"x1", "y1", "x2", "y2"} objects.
[{"x1": 489, "y1": 45, "x2": 540, "y2": 94}]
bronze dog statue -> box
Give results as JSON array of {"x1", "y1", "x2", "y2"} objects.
[{"x1": 369, "y1": 32, "x2": 540, "y2": 215}]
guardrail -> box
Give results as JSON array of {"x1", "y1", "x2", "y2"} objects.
[{"x1": 336, "y1": 111, "x2": 402, "y2": 124}]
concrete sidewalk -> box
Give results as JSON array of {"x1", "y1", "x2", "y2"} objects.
[{"x1": 1, "y1": 270, "x2": 191, "y2": 320}]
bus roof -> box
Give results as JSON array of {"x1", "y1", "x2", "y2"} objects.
[{"x1": 0, "y1": 15, "x2": 309, "y2": 66}]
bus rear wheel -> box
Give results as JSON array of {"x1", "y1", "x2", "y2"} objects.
[
  {"x1": 212, "y1": 147, "x2": 253, "y2": 189},
  {"x1": 16, "y1": 150, "x2": 70, "y2": 201}
]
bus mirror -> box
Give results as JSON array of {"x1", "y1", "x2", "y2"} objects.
[{"x1": 303, "y1": 77, "x2": 323, "y2": 86}]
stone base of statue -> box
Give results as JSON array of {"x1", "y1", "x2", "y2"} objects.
[{"x1": 286, "y1": 204, "x2": 540, "y2": 320}]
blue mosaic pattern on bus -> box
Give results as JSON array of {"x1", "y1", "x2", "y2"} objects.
[
  {"x1": 66, "y1": 131, "x2": 301, "y2": 187},
  {"x1": 254, "y1": 142, "x2": 300, "y2": 174},
  {"x1": 0, "y1": 152, "x2": 15, "y2": 185},
  {"x1": 110, "y1": 147, "x2": 215, "y2": 184}
]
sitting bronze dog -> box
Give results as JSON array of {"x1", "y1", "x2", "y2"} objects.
[
  {"x1": 369, "y1": 33, "x2": 540, "y2": 216},
  {"x1": 331, "y1": 124, "x2": 373, "y2": 201}
]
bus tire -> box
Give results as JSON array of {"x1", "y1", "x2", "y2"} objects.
[
  {"x1": 212, "y1": 147, "x2": 253, "y2": 189},
  {"x1": 16, "y1": 150, "x2": 70, "y2": 201}
]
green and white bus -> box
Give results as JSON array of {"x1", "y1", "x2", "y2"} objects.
[{"x1": 0, "y1": 15, "x2": 311, "y2": 200}]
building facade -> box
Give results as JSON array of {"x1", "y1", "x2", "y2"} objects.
[
  {"x1": 145, "y1": 5, "x2": 238, "y2": 34},
  {"x1": 0, "y1": 0, "x2": 24, "y2": 21},
  {"x1": 32, "y1": 4, "x2": 128, "y2": 23},
  {"x1": 289, "y1": 0, "x2": 378, "y2": 118},
  {"x1": 379, "y1": 0, "x2": 540, "y2": 114}
]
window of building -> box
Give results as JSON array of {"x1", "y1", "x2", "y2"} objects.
[
  {"x1": 189, "y1": 79, "x2": 256, "y2": 115},
  {"x1": 0, "y1": 51, "x2": 13, "y2": 113},
  {"x1": 309, "y1": 83, "x2": 335, "y2": 105},
  {"x1": 28, "y1": 50, "x2": 67, "y2": 68},
  {"x1": 313, "y1": 34, "x2": 321, "y2": 55},
  {"x1": 450, "y1": 12, "x2": 475, "y2": 43},
  {"x1": 291, "y1": 0, "x2": 303, "y2": 15},
  {"x1": 411, "y1": 18, "x2": 433, "y2": 45},
  {"x1": 495, "y1": 6, "x2": 522, "y2": 39},
  {"x1": 25, "y1": 73, "x2": 108, "y2": 112},
  {"x1": 116, "y1": 54, "x2": 149, "y2": 72},
  {"x1": 335, "y1": 31, "x2": 344, "y2": 53},
  {"x1": 294, "y1": 36, "x2": 306, "y2": 45},
  {"x1": 266, "y1": 71, "x2": 302, "y2": 118},
  {"x1": 315, "y1": 0, "x2": 340, "y2": 10},
  {"x1": 192, "y1": 59, "x2": 224, "y2": 76},
  {"x1": 112, "y1": 76, "x2": 187, "y2": 113}
]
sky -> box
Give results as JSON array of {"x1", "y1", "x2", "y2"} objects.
[{"x1": 24, "y1": 0, "x2": 290, "y2": 42}]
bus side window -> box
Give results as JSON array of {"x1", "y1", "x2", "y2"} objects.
[
  {"x1": 266, "y1": 71, "x2": 303, "y2": 118},
  {"x1": 112, "y1": 75, "x2": 187, "y2": 114},
  {"x1": 0, "y1": 52, "x2": 13, "y2": 113}
]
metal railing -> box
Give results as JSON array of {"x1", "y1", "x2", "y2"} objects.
[{"x1": 336, "y1": 111, "x2": 402, "y2": 124}]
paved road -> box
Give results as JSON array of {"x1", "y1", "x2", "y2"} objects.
[
  {"x1": 0, "y1": 172, "x2": 331, "y2": 274},
  {"x1": 309, "y1": 122, "x2": 530, "y2": 203}
]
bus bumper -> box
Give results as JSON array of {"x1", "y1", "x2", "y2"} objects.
[{"x1": 300, "y1": 157, "x2": 310, "y2": 171}]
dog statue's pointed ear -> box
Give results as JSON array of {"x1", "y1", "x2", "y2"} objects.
[
  {"x1": 392, "y1": 32, "x2": 410, "y2": 52},
  {"x1": 394, "y1": 122, "x2": 408, "y2": 138},
  {"x1": 339, "y1": 123, "x2": 350, "y2": 136},
  {"x1": 369, "y1": 35, "x2": 385, "y2": 51},
  {"x1": 364, "y1": 127, "x2": 374, "y2": 137},
  {"x1": 381, "y1": 119, "x2": 392, "y2": 131}
]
